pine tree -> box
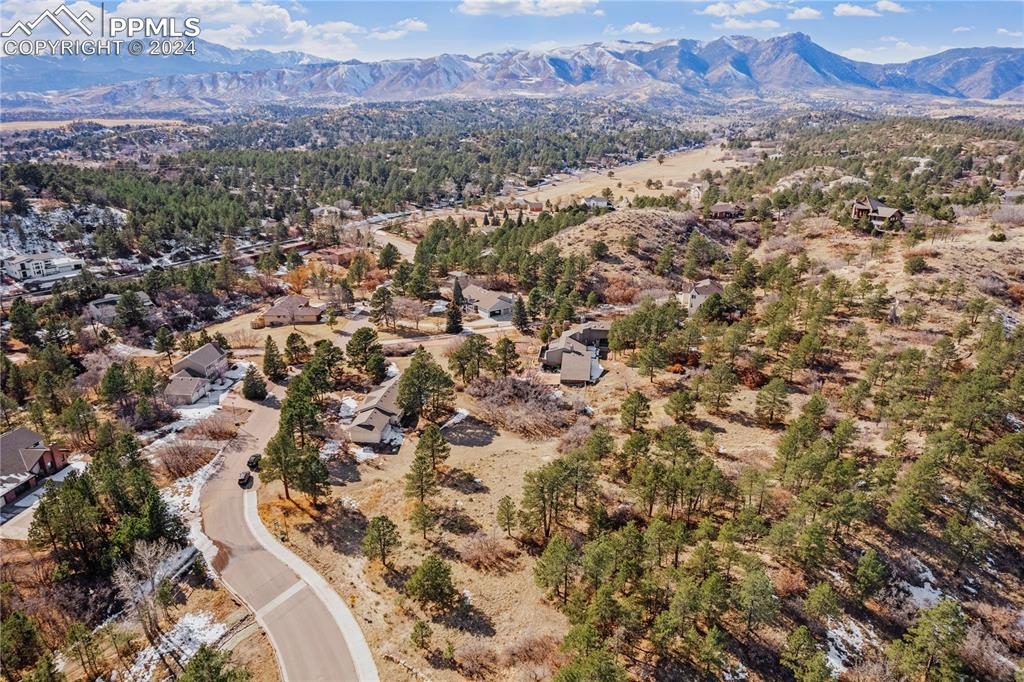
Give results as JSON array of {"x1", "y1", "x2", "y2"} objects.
[
  {"x1": 409, "y1": 502, "x2": 436, "y2": 540},
  {"x1": 361, "y1": 516, "x2": 400, "y2": 567},
  {"x1": 410, "y1": 620, "x2": 432, "y2": 651},
  {"x1": 378, "y1": 243, "x2": 400, "y2": 272},
  {"x1": 492, "y1": 337, "x2": 522, "y2": 377},
  {"x1": 620, "y1": 391, "x2": 651, "y2": 432},
  {"x1": 665, "y1": 386, "x2": 696, "y2": 424},
  {"x1": 369, "y1": 286, "x2": 396, "y2": 329},
  {"x1": 445, "y1": 301, "x2": 463, "y2": 334},
  {"x1": 284, "y1": 332, "x2": 310, "y2": 366},
  {"x1": 636, "y1": 341, "x2": 668, "y2": 383},
  {"x1": 452, "y1": 279, "x2": 465, "y2": 307},
  {"x1": 405, "y1": 450, "x2": 439, "y2": 504},
  {"x1": 397, "y1": 348, "x2": 455, "y2": 423},
  {"x1": 417, "y1": 424, "x2": 451, "y2": 471},
  {"x1": 296, "y1": 452, "x2": 330, "y2": 505},
  {"x1": 497, "y1": 495, "x2": 517, "y2": 537},
  {"x1": 737, "y1": 568, "x2": 779, "y2": 632},
  {"x1": 534, "y1": 534, "x2": 579, "y2": 603},
  {"x1": 346, "y1": 327, "x2": 382, "y2": 370},
  {"x1": 179, "y1": 644, "x2": 249, "y2": 682},
  {"x1": 242, "y1": 366, "x2": 268, "y2": 401},
  {"x1": 888, "y1": 599, "x2": 966, "y2": 682},
  {"x1": 700, "y1": 362, "x2": 738, "y2": 414},
  {"x1": 154, "y1": 326, "x2": 175, "y2": 369},
  {"x1": 365, "y1": 351, "x2": 388, "y2": 384},
  {"x1": 262, "y1": 430, "x2": 303, "y2": 499},
  {"x1": 755, "y1": 377, "x2": 790, "y2": 425},
  {"x1": 512, "y1": 296, "x2": 529, "y2": 332},
  {"x1": 405, "y1": 555, "x2": 457, "y2": 612},
  {"x1": 262, "y1": 337, "x2": 286, "y2": 382}
]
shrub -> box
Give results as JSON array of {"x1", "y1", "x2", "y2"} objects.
[
  {"x1": 459, "y1": 533, "x2": 514, "y2": 571},
  {"x1": 456, "y1": 640, "x2": 498, "y2": 679},
  {"x1": 903, "y1": 255, "x2": 927, "y2": 275}
]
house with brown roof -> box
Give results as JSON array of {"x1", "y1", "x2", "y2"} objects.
[
  {"x1": 254, "y1": 294, "x2": 323, "y2": 328},
  {"x1": 680, "y1": 278, "x2": 725, "y2": 314},
  {"x1": 539, "y1": 321, "x2": 609, "y2": 386},
  {"x1": 172, "y1": 343, "x2": 228, "y2": 381},
  {"x1": 346, "y1": 377, "x2": 402, "y2": 447},
  {"x1": 850, "y1": 197, "x2": 904, "y2": 230},
  {"x1": 315, "y1": 246, "x2": 359, "y2": 266},
  {"x1": 1, "y1": 428, "x2": 69, "y2": 505},
  {"x1": 163, "y1": 372, "x2": 210, "y2": 406},
  {"x1": 709, "y1": 202, "x2": 741, "y2": 220},
  {"x1": 461, "y1": 285, "x2": 515, "y2": 320}
]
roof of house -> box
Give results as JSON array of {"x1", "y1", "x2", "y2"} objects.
[
  {"x1": 164, "y1": 372, "x2": 207, "y2": 397},
  {"x1": 177, "y1": 343, "x2": 226, "y2": 369},
  {"x1": 358, "y1": 378, "x2": 400, "y2": 416},
  {"x1": 265, "y1": 294, "x2": 322, "y2": 317},
  {"x1": 462, "y1": 285, "x2": 514, "y2": 312},
  {"x1": 687, "y1": 278, "x2": 725, "y2": 296},
  {"x1": 710, "y1": 202, "x2": 739, "y2": 213},
  {"x1": 852, "y1": 197, "x2": 901, "y2": 218},
  {"x1": 89, "y1": 291, "x2": 153, "y2": 308},
  {"x1": 560, "y1": 349, "x2": 593, "y2": 384},
  {"x1": 0, "y1": 427, "x2": 45, "y2": 480},
  {"x1": 348, "y1": 409, "x2": 390, "y2": 442},
  {"x1": 5, "y1": 252, "x2": 63, "y2": 264}
]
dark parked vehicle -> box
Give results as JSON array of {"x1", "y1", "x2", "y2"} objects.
[
  {"x1": 247, "y1": 454, "x2": 261, "y2": 470},
  {"x1": 238, "y1": 471, "x2": 252, "y2": 487}
]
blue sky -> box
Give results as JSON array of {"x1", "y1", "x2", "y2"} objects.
[{"x1": 3, "y1": 0, "x2": 1022, "y2": 62}]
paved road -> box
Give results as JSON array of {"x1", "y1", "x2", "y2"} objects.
[{"x1": 201, "y1": 389, "x2": 378, "y2": 682}]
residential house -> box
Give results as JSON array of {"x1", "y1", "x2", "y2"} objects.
[
  {"x1": 163, "y1": 372, "x2": 210, "y2": 406},
  {"x1": 347, "y1": 377, "x2": 402, "y2": 447},
  {"x1": 315, "y1": 246, "x2": 359, "y2": 266},
  {"x1": 849, "y1": 197, "x2": 904, "y2": 229},
  {"x1": 1, "y1": 428, "x2": 69, "y2": 505},
  {"x1": 583, "y1": 195, "x2": 610, "y2": 210},
  {"x1": 527, "y1": 201, "x2": 544, "y2": 213},
  {"x1": 461, "y1": 284, "x2": 515, "y2": 319},
  {"x1": 172, "y1": 343, "x2": 228, "y2": 381},
  {"x1": 3, "y1": 252, "x2": 85, "y2": 283},
  {"x1": 539, "y1": 321, "x2": 610, "y2": 386},
  {"x1": 709, "y1": 202, "x2": 741, "y2": 220},
  {"x1": 86, "y1": 291, "x2": 154, "y2": 326},
  {"x1": 253, "y1": 294, "x2": 323, "y2": 328},
  {"x1": 679, "y1": 278, "x2": 724, "y2": 314},
  {"x1": 688, "y1": 182, "x2": 707, "y2": 205}
]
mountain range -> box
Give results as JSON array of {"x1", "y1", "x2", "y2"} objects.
[{"x1": 2, "y1": 33, "x2": 1021, "y2": 117}]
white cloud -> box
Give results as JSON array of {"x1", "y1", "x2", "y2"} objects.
[
  {"x1": 951, "y1": 26, "x2": 972, "y2": 33},
  {"x1": 875, "y1": 0, "x2": 909, "y2": 13},
  {"x1": 456, "y1": 0, "x2": 597, "y2": 16},
  {"x1": 366, "y1": 16, "x2": 427, "y2": 41},
  {"x1": 621, "y1": 21, "x2": 663, "y2": 34},
  {"x1": 787, "y1": 7, "x2": 822, "y2": 19},
  {"x1": 395, "y1": 18, "x2": 428, "y2": 32},
  {"x1": 699, "y1": 0, "x2": 774, "y2": 17},
  {"x1": 593, "y1": 8, "x2": 605, "y2": 16},
  {"x1": 997, "y1": 27, "x2": 1024, "y2": 38},
  {"x1": 712, "y1": 17, "x2": 780, "y2": 29},
  {"x1": 842, "y1": 40, "x2": 940, "y2": 63},
  {"x1": 834, "y1": 3, "x2": 881, "y2": 17}
]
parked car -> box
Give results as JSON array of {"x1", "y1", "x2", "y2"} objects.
[
  {"x1": 247, "y1": 454, "x2": 261, "y2": 470},
  {"x1": 238, "y1": 471, "x2": 252, "y2": 487}
]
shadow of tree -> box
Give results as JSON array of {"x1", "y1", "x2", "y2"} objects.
[
  {"x1": 444, "y1": 417, "x2": 498, "y2": 447},
  {"x1": 440, "y1": 509, "x2": 481, "y2": 535},
  {"x1": 443, "y1": 468, "x2": 489, "y2": 495},
  {"x1": 436, "y1": 603, "x2": 496, "y2": 637},
  {"x1": 327, "y1": 456, "x2": 362, "y2": 485},
  {"x1": 297, "y1": 497, "x2": 367, "y2": 556},
  {"x1": 382, "y1": 565, "x2": 413, "y2": 592}
]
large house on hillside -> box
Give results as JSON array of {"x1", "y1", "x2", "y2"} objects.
[
  {"x1": 462, "y1": 285, "x2": 515, "y2": 320},
  {"x1": 253, "y1": 294, "x2": 323, "y2": 328},
  {"x1": 172, "y1": 343, "x2": 228, "y2": 380},
  {"x1": 347, "y1": 377, "x2": 402, "y2": 447},
  {"x1": 850, "y1": 197, "x2": 904, "y2": 229},
  {"x1": 539, "y1": 321, "x2": 610, "y2": 386},
  {"x1": 0, "y1": 428, "x2": 70, "y2": 505},
  {"x1": 680, "y1": 278, "x2": 725, "y2": 314},
  {"x1": 3, "y1": 252, "x2": 85, "y2": 284}
]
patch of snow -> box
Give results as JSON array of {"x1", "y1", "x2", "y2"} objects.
[
  {"x1": 338, "y1": 396, "x2": 358, "y2": 423},
  {"x1": 430, "y1": 300, "x2": 448, "y2": 315},
  {"x1": 441, "y1": 408, "x2": 469, "y2": 430},
  {"x1": 385, "y1": 362, "x2": 399, "y2": 379},
  {"x1": 160, "y1": 449, "x2": 224, "y2": 566},
  {"x1": 126, "y1": 612, "x2": 225, "y2": 682},
  {"x1": 381, "y1": 424, "x2": 404, "y2": 447},
  {"x1": 826, "y1": 616, "x2": 881, "y2": 674},
  {"x1": 352, "y1": 446, "x2": 378, "y2": 463},
  {"x1": 902, "y1": 556, "x2": 945, "y2": 610},
  {"x1": 339, "y1": 496, "x2": 360, "y2": 511},
  {"x1": 319, "y1": 439, "x2": 342, "y2": 460},
  {"x1": 723, "y1": 664, "x2": 748, "y2": 681},
  {"x1": 461, "y1": 589, "x2": 473, "y2": 606}
]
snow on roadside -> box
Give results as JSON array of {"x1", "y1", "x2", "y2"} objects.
[
  {"x1": 386, "y1": 362, "x2": 399, "y2": 379},
  {"x1": 825, "y1": 616, "x2": 881, "y2": 674},
  {"x1": 441, "y1": 408, "x2": 469, "y2": 430},
  {"x1": 126, "y1": 612, "x2": 226, "y2": 682},
  {"x1": 160, "y1": 449, "x2": 225, "y2": 566}
]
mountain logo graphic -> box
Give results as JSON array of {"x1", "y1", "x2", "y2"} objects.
[{"x1": 1, "y1": 3, "x2": 96, "y2": 37}]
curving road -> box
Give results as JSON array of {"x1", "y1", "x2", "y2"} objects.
[{"x1": 201, "y1": 389, "x2": 378, "y2": 682}]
